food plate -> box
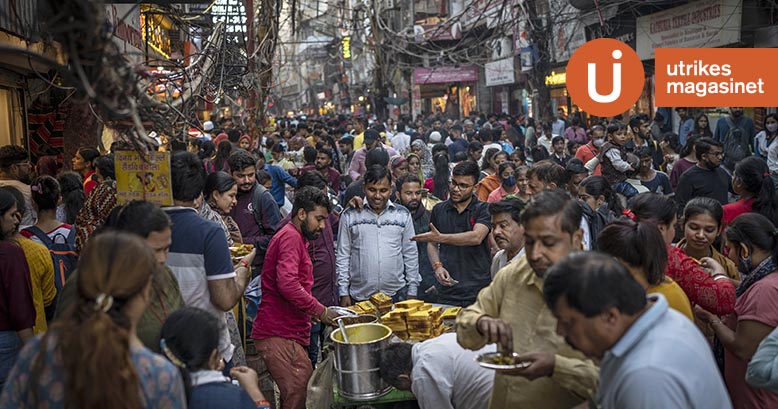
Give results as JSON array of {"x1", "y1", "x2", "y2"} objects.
[
  {"x1": 475, "y1": 352, "x2": 531, "y2": 370},
  {"x1": 330, "y1": 306, "x2": 358, "y2": 317}
]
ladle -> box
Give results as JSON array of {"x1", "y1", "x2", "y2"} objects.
[{"x1": 338, "y1": 319, "x2": 350, "y2": 343}]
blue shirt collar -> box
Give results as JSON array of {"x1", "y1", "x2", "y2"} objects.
[{"x1": 608, "y1": 294, "x2": 668, "y2": 359}]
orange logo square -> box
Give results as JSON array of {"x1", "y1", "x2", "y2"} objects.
[{"x1": 655, "y1": 48, "x2": 778, "y2": 107}]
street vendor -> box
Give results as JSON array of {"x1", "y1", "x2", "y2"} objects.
[
  {"x1": 379, "y1": 333, "x2": 495, "y2": 409},
  {"x1": 251, "y1": 187, "x2": 341, "y2": 409},
  {"x1": 456, "y1": 189, "x2": 599, "y2": 408}
]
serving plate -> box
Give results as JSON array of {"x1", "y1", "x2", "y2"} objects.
[{"x1": 475, "y1": 351, "x2": 531, "y2": 370}]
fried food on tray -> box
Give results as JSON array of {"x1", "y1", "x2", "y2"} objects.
[{"x1": 229, "y1": 243, "x2": 254, "y2": 258}]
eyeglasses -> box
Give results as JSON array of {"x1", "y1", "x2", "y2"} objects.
[
  {"x1": 708, "y1": 152, "x2": 724, "y2": 158},
  {"x1": 13, "y1": 161, "x2": 31, "y2": 168},
  {"x1": 449, "y1": 181, "x2": 474, "y2": 191}
]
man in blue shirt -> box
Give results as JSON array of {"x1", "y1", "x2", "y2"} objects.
[
  {"x1": 255, "y1": 153, "x2": 297, "y2": 207},
  {"x1": 543, "y1": 252, "x2": 731, "y2": 409}
]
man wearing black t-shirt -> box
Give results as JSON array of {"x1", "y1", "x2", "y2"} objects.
[
  {"x1": 675, "y1": 137, "x2": 731, "y2": 211},
  {"x1": 412, "y1": 161, "x2": 492, "y2": 307}
]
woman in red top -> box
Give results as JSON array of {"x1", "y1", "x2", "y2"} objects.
[
  {"x1": 724, "y1": 156, "x2": 778, "y2": 229},
  {"x1": 71, "y1": 147, "x2": 99, "y2": 197},
  {"x1": 627, "y1": 192, "x2": 736, "y2": 315}
]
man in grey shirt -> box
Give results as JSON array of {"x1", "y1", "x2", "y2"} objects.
[
  {"x1": 543, "y1": 252, "x2": 732, "y2": 409},
  {"x1": 337, "y1": 164, "x2": 419, "y2": 304}
]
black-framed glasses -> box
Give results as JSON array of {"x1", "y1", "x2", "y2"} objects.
[{"x1": 449, "y1": 181, "x2": 473, "y2": 191}]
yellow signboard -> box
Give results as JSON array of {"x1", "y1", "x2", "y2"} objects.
[
  {"x1": 545, "y1": 71, "x2": 567, "y2": 86},
  {"x1": 115, "y1": 150, "x2": 173, "y2": 206},
  {"x1": 342, "y1": 36, "x2": 351, "y2": 60}
]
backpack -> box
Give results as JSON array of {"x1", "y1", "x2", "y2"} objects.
[
  {"x1": 722, "y1": 116, "x2": 752, "y2": 170},
  {"x1": 250, "y1": 183, "x2": 269, "y2": 233},
  {"x1": 24, "y1": 226, "x2": 77, "y2": 291}
]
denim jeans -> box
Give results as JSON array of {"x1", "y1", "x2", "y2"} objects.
[
  {"x1": 308, "y1": 322, "x2": 323, "y2": 369},
  {"x1": 0, "y1": 331, "x2": 21, "y2": 388}
]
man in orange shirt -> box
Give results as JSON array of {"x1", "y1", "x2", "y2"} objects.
[{"x1": 575, "y1": 125, "x2": 605, "y2": 176}]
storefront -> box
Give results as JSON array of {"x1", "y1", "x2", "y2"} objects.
[
  {"x1": 412, "y1": 66, "x2": 478, "y2": 120},
  {"x1": 485, "y1": 57, "x2": 527, "y2": 116},
  {"x1": 545, "y1": 68, "x2": 569, "y2": 114},
  {"x1": 634, "y1": 0, "x2": 743, "y2": 126}
]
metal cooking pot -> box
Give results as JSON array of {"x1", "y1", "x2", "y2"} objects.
[{"x1": 330, "y1": 323, "x2": 393, "y2": 401}]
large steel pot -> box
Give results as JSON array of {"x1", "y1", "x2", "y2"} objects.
[{"x1": 330, "y1": 323, "x2": 393, "y2": 401}]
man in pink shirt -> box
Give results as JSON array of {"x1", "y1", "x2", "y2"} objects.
[{"x1": 252, "y1": 186, "x2": 340, "y2": 409}]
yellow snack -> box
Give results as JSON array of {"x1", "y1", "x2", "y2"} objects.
[
  {"x1": 441, "y1": 306, "x2": 461, "y2": 320},
  {"x1": 369, "y1": 292, "x2": 393, "y2": 306},
  {"x1": 395, "y1": 299, "x2": 424, "y2": 309}
]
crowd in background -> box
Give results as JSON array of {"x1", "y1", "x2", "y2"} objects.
[{"x1": 0, "y1": 105, "x2": 778, "y2": 408}]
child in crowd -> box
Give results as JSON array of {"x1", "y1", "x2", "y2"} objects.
[
  {"x1": 160, "y1": 307, "x2": 270, "y2": 409},
  {"x1": 597, "y1": 121, "x2": 635, "y2": 190}
]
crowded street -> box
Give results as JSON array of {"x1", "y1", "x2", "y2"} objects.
[{"x1": 0, "y1": 0, "x2": 777, "y2": 408}]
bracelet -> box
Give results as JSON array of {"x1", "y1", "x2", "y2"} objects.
[
  {"x1": 239, "y1": 259, "x2": 250, "y2": 269},
  {"x1": 709, "y1": 319, "x2": 723, "y2": 326},
  {"x1": 256, "y1": 400, "x2": 271, "y2": 408},
  {"x1": 432, "y1": 261, "x2": 443, "y2": 270}
]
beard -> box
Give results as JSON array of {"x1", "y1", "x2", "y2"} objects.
[
  {"x1": 404, "y1": 199, "x2": 420, "y2": 211},
  {"x1": 704, "y1": 159, "x2": 719, "y2": 170},
  {"x1": 301, "y1": 223, "x2": 320, "y2": 240}
]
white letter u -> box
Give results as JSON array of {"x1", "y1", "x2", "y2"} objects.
[{"x1": 587, "y1": 50, "x2": 623, "y2": 103}]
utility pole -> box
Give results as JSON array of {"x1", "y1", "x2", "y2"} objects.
[
  {"x1": 525, "y1": 0, "x2": 552, "y2": 121},
  {"x1": 367, "y1": 0, "x2": 388, "y2": 120}
]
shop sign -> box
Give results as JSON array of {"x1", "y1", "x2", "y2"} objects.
[
  {"x1": 212, "y1": 0, "x2": 247, "y2": 43},
  {"x1": 462, "y1": 0, "x2": 507, "y2": 28},
  {"x1": 485, "y1": 58, "x2": 515, "y2": 87},
  {"x1": 115, "y1": 150, "x2": 173, "y2": 206},
  {"x1": 342, "y1": 36, "x2": 351, "y2": 59},
  {"x1": 412, "y1": 85, "x2": 421, "y2": 118},
  {"x1": 636, "y1": 0, "x2": 742, "y2": 60},
  {"x1": 545, "y1": 70, "x2": 566, "y2": 86},
  {"x1": 413, "y1": 66, "x2": 478, "y2": 85},
  {"x1": 107, "y1": 5, "x2": 143, "y2": 63},
  {"x1": 551, "y1": 0, "x2": 587, "y2": 63}
]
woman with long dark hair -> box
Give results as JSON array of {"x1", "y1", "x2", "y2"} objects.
[
  {"x1": 213, "y1": 140, "x2": 233, "y2": 174},
  {"x1": 199, "y1": 141, "x2": 217, "y2": 174},
  {"x1": 0, "y1": 189, "x2": 35, "y2": 387},
  {"x1": 694, "y1": 113, "x2": 713, "y2": 138},
  {"x1": 695, "y1": 213, "x2": 778, "y2": 409},
  {"x1": 74, "y1": 155, "x2": 118, "y2": 251},
  {"x1": 424, "y1": 144, "x2": 451, "y2": 200},
  {"x1": 578, "y1": 175, "x2": 623, "y2": 217},
  {"x1": 678, "y1": 197, "x2": 739, "y2": 281},
  {"x1": 659, "y1": 132, "x2": 681, "y2": 174},
  {"x1": 0, "y1": 231, "x2": 187, "y2": 408},
  {"x1": 487, "y1": 161, "x2": 518, "y2": 203},
  {"x1": 598, "y1": 218, "x2": 693, "y2": 320},
  {"x1": 56, "y1": 172, "x2": 85, "y2": 225},
  {"x1": 160, "y1": 307, "x2": 270, "y2": 409},
  {"x1": 71, "y1": 147, "x2": 100, "y2": 196},
  {"x1": 755, "y1": 113, "x2": 778, "y2": 161},
  {"x1": 201, "y1": 172, "x2": 241, "y2": 246},
  {"x1": 724, "y1": 156, "x2": 778, "y2": 227},
  {"x1": 627, "y1": 192, "x2": 735, "y2": 316},
  {"x1": 476, "y1": 150, "x2": 508, "y2": 200}
]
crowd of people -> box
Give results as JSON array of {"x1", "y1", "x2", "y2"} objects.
[{"x1": 0, "y1": 105, "x2": 778, "y2": 408}]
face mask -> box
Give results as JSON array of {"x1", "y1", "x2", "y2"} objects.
[
  {"x1": 767, "y1": 123, "x2": 778, "y2": 133},
  {"x1": 503, "y1": 175, "x2": 517, "y2": 187},
  {"x1": 593, "y1": 139, "x2": 605, "y2": 148},
  {"x1": 732, "y1": 111, "x2": 743, "y2": 118}
]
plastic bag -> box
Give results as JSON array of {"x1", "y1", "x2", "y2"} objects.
[{"x1": 306, "y1": 354, "x2": 335, "y2": 409}]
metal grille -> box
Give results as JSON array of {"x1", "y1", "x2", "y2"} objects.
[{"x1": 0, "y1": 0, "x2": 39, "y2": 39}]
